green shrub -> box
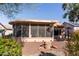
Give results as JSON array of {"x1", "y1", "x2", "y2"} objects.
[
  {"x1": 66, "y1": 30, "x2": 79, "y2": 56},
  {"x1": 0, "y1": 37, "x2": 22, "y2": 56}
]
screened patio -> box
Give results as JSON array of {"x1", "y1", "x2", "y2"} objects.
[
  {"x1": 13, "y1": 24, "x2": 53, "y2": 38},
  {"x1": 9, "y1": 20, "x2": 64, "y2": 42}
]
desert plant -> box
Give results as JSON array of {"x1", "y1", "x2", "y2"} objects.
[
  {"x1": 0, "y1": 37, "x2": 22, "y2": 56},
  {"x1": 65, "y1": 30, "x2": 79, "y2": 56}
]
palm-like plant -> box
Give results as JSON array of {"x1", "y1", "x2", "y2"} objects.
[
  {"x1": 62, "y1": 3, "x2": 79, "y2": 56},
  {"x1": 62, "y1": 3, "x2": 79, "y2": 23},
  {"x1": 65, "y1": 30, "x2": 79, "y2": 56}
]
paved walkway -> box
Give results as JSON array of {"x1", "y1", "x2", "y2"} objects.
[{"x1": 22, "y1": 41, "x2": 67, "y2": 56}]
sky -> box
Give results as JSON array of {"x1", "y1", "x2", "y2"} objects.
[{"x1": 0, "y1": 3, "x2": 68, "y2": 25}]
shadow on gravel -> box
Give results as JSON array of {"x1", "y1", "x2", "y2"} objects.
[{"x1": 39, "y1": 51, "x2": 56, "y2": 56}]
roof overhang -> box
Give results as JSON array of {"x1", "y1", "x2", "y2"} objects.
[{"x1": 9, "y1": 20, "x2": 58, "y2": 25}]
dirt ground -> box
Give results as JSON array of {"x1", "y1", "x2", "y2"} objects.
[{"x1": 22, "y1": 41, "x2": 67, "y2": 56}]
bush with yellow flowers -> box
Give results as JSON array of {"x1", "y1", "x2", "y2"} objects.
[{"x1": 0, "y1": 37, "x2": 22, "y2": 56}]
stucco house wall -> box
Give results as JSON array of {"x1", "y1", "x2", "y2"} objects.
[{"x1": 74, "y1": 27, "x2": 79, "y2": 31}]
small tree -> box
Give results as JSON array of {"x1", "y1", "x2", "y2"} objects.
[
  {"x1": 65, "y1": 30, "x2": 79, "y2": 56},
  {"x1": 62, "y1": 3, "x2": 79, "y2": 23}
]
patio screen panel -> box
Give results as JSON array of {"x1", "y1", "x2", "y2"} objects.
[
  {"x1": 31, "y1": 25, "x2": 38, "y2": 37},
  {"x1": 39, "y1": 25, "x2": 45, "y2": 37},
  {"x1": 46, "y1": 26, "x2": 51, "y2": 37},
  {"x1": 13, "y1": 25, "x2": 29, "y2": 37},
  {"x1": 31, "y1": 25, "x2": 52, "y2": 37},
  {"x1": 22, "y1": 25, "x2": 29, "y2": 37},
  {"x1": 15, "y1": 25, "x2": 21, "y2": 37}
]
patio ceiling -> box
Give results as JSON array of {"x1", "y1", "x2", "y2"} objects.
[{"x1": 54, "y1": 25, "x2": 64, "y2": 28}]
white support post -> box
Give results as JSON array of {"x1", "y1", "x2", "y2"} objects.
[
  {"x1": 37, "y1": 25, "x2": 39, "y2": 37},
  {"x1": 52, "y1": 26, "x2": 54, "y2": 41},
  {"x1": 29, "y1": 24, "x2": 31, "y2": 38},
  {"x1": 45, "y1": 25, "x2": 46, "y2": 37}
]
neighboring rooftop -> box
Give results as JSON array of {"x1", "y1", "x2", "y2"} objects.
[
  {"x1": 63, "y1": 22, "x2": 79, "y2": 27},
  {"x1": 0, "y1": 23, "x2": 12, "y2": 30}
]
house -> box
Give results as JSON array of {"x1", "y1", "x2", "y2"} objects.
[
  {"x1": 0, "y1": 23, "x2": 13, "y2": 37},
  {"x1": 63, "y1": 22, "x2": 79, "y2": 39},
  {"x1": 63, "y1": 22, "x2": 79, "y2": 31},
  {"x1": 9, "y1": 19, "x2": 64, "y2": 42}
]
